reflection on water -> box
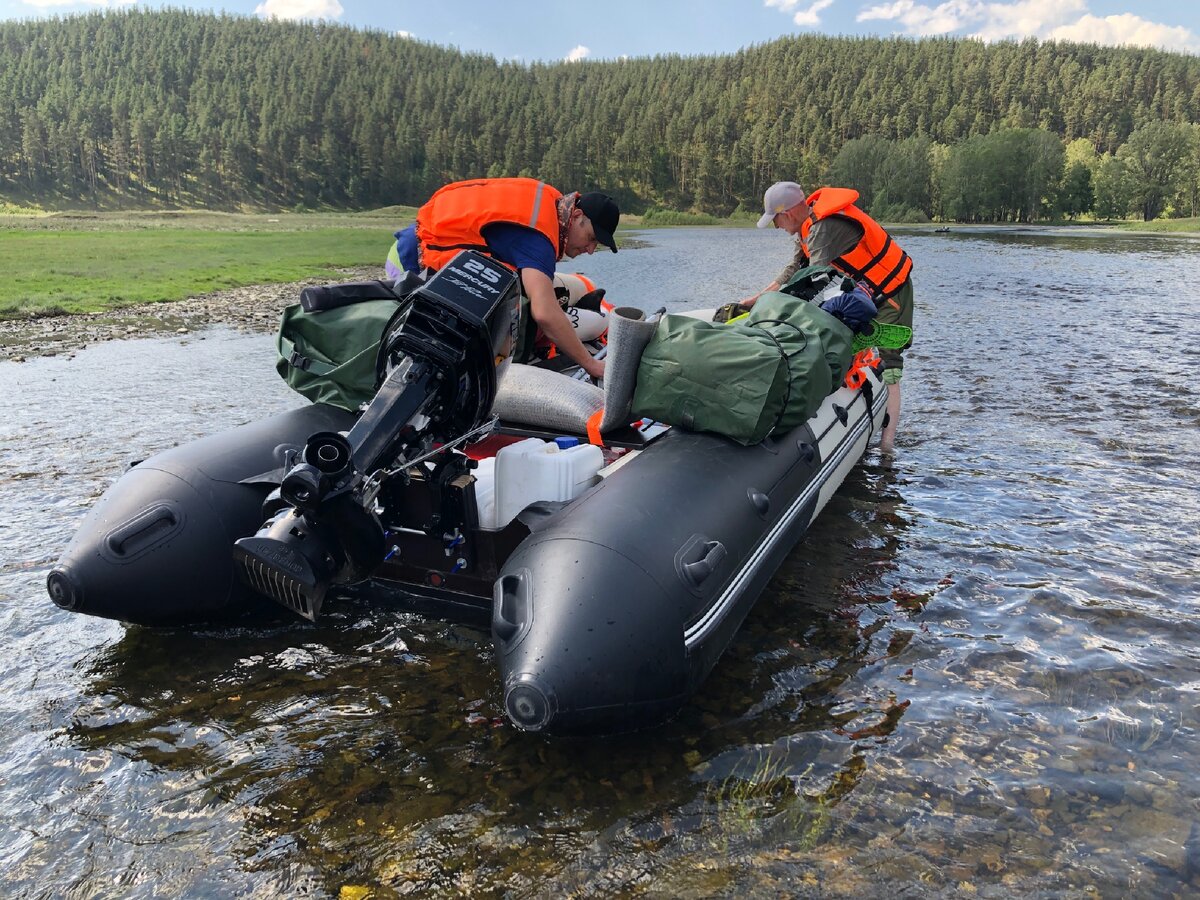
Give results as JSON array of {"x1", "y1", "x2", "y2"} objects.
[{"x1": 3, "y1": 227, "x2": 1200, "y2": 896}]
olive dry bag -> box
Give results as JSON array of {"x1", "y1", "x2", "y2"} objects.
[{"x1": 275, "y1": 281, "x2": 403, "y2": 412}]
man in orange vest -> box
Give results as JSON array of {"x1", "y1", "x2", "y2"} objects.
[
  {"x1": 742, "y1": 181, "x2": 914, "y2": 453},
  {"x1": 388, "y1": 178, "x2": 620, "y2": 381}
]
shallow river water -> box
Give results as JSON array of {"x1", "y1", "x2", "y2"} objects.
[{"x1": 2, "y1": 226, "x2": 1200, "y2": 898}]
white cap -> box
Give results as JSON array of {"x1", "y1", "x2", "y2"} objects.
[{"x1": 757, "y1": 181, "x2": 807, "y2": 228}]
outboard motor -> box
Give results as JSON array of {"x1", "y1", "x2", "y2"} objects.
[{"x1": 233, "y1": 251, "x2": 520, "y2": 620}]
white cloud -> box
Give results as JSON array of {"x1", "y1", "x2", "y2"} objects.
[
  {"x1": 1048, "y1": 13, "x2": 1200, "y2": 54},
  {"x1": 970, "y1": 0, "x2": 1088, "y2": 41},
  {"x1": 254, "y1": 0, "x2": 343, "y2": 21},
  {"x1": 565, "y1": 44, "x2": 591, "y2": 62},
  {"x1": 766, "y1": 0, "x2": 837, "y2": 27},
  {"x1": 854, "y1": 0, "x2": 1200, "y2": 52},
  {"x1": 794, "y1": 0, "x2": 836, "y2": 26},
  {"x1": 396, "y1": 30, "x2": 414, "y2": 39},
  {"x1": 855, "y1": 0, "x2": 1050, "y2": 37}
]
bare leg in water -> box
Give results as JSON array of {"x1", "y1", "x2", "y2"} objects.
[{"x1": 880, "y1": 382, "x2": 900, "y2": 454}]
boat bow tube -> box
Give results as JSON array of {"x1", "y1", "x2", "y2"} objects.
[{"x1": 48, "y1": 403, "x2": 357, "y2": 624}]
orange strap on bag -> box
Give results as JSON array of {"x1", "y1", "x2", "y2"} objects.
[{"x1": 586, "y1": 409, "x2": 605, "y2": 447}]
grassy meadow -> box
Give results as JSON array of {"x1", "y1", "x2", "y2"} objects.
[
  {"x1": 0, "y1": 209, "x2": 414, "y2": 318},
  {"x1": 1118, "y1": 216, "x2": 1200, "y2": 233},
  {"x1": 1, "y1": 205, "x2": 1188, "y2": 320}
]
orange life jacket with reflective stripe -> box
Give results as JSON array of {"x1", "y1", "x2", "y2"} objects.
[
  {"x1": 801, "y1": 188, "x2": 912, "y2": 299},
  {"x1": 415, "y1": 178, "x2": 563, "y2": 272}
]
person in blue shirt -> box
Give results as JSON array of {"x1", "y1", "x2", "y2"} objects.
[{"x1": 387, "y1": 180, "x2": 619, "y2": 380}]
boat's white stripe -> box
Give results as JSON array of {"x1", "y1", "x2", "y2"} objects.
[{"x1": 683, "y1": 382, "x2": 886, "y2": 649}]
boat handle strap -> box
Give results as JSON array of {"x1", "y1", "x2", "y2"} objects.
[{"x1": 682, "y1": 540, "x2": 727, "y2": 588}]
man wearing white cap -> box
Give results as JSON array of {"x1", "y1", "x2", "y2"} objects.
[{"x1": 743, "y1": 181, "x2": 914, "y2": 453}]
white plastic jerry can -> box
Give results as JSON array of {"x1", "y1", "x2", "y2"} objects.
[{"x1": 482, "y1": 437, "x2": 603, "y2": 530}]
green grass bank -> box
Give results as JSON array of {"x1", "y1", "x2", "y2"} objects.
[
  {"x1": 0, "y1": 209, "x2": 413, "y2": 318},
  {"x1": 1118, "y1": 216, "x2": 1200, "y2": 233},
  {"x1": 1, "y1": 206, "x2": 1189, "y2": 319}
]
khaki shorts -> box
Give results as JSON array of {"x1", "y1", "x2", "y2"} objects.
[{"x1": 875, "y1": 278, "x2": 913, "y2": 373}]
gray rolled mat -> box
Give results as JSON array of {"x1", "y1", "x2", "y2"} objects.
[
  {"x1": 490, "y1": 306, "x2": 659, "y2": 435},
  {"x1": 598, "y1": 306, "x2": 659, "y2": 431}
]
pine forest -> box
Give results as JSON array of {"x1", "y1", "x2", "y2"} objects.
[{"x1": 3, "y1": 9, "x2": 1200, "y2": 222}]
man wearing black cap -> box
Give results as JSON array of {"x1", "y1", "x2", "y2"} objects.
[{"x1": 387, "y1": 178, "x2": 620, "y2": 380}]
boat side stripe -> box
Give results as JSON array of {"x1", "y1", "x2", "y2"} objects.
[{"x1": 683, "y1": 380, "x2": 886, "y2": 649}]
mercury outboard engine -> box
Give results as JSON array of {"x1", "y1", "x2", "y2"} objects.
[{"x1": 233, "y1": 251, "x2": 519, "y2": 620}]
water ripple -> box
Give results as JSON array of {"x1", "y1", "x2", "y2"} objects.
[{"x1": 3, "y1": 229, "x2": 1200, "y2": 896}]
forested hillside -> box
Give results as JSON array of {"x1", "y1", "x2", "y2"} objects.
[{"x1": 2, "y1": 9, "x2": 1198, "y2": 221}]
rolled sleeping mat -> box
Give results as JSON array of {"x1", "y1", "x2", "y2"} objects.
[
  {"x1": 490, "y1": 307, "x2": 659, "y2": 435},
  {"x1": 597, "y1": 307, "x2": 659, "y2": 432},
  {"x1": 568, "y1": 306, "x2": 609, "y2": 342},
  {"x1": 553, "y1": 272, "x2": 598, "y2": 305}
]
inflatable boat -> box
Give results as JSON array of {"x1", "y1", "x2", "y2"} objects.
[{"x1": 47, "y1": 253, "x2": 888, "y2": 735}]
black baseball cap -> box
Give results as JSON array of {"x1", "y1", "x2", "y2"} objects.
[{"x1": 577, "y1": 192, "x2": 620, "y2": 253}]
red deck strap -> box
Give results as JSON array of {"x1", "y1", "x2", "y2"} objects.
[{"x1": 460, "y1": 433, "x2": 526, "y2": 460}]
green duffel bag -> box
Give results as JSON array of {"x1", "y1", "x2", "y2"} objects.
[
  {"x1": 632, "y1": 294, "x2": 855, "y2": 446},
  {"x1": 632, "y1": 314, "x2": 789, "y2": 445},
  {"x1": 744, "y1": 291, "x2": 854, "y2": 432},
  {"x1": 275, "y1": 292, "x2": 402, "y2": 412}
]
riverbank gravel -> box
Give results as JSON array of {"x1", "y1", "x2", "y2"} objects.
[{"x1": 0, "y1": 266, "x2": 383, "y2": 362}]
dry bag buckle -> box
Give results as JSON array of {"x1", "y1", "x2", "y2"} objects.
[{"x1": 289, "y1": 351, "x2": 313, "y2": 371}]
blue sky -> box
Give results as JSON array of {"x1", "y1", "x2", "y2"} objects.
[{"x1": 4, "y1": 0, "x2": 1198, "y2": 59}]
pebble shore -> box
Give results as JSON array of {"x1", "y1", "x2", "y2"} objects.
[{"x1": 0, "y1": 266, "x2": 383, "y2": 363}]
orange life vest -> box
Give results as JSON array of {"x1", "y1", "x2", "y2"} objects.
[
  {"x1": 415, "y1": 178, "x2": 563, "y2": 272},
  {"x1": 801, "y1": 188, "x2": 912, "y2": 299}
]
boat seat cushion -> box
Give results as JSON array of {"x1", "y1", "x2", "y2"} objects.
[{"x1": 492, "y1": 364, "x2": 604, "y2": 434}]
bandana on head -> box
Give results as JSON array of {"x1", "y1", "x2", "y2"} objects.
[{"x1": 554, "y1": 191, "x2": 579, "y2": 260}]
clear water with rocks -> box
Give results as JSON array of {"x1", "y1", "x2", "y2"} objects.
[{"x1": 2, "y1": 225, "x2": 1199, "y2": 897}]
